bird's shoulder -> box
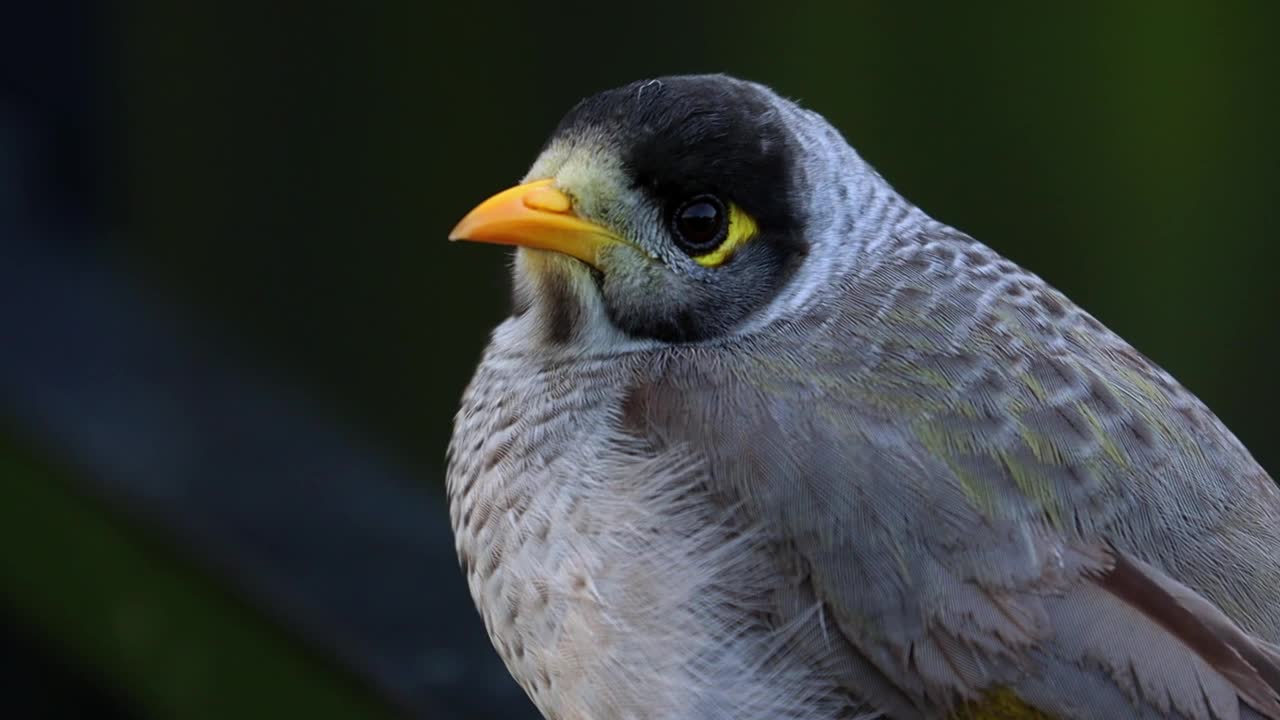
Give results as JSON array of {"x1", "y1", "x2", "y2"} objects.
[{"x1": 631, "y1": 229, "x2": 1272, "y2": 547}]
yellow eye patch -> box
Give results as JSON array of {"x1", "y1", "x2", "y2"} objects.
[{"x1": 692, "y1": 203, "x2": 759, "y2": 268}]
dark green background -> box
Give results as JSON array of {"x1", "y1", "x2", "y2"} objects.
[
  {"x1": 121, "y1": 2, "x2": 1279, "y2": 479},
  {"x1": 7, "y1": 2, "x2": 1279, "y2": 717}
]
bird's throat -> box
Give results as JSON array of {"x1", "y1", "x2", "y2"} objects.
[{"x1": 512, "y1": 248, "x2": 603, "y2": 347}]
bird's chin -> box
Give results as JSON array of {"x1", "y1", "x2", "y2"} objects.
[{"x1": 515, "y1": 247, "x2": 600, "y2": 288}]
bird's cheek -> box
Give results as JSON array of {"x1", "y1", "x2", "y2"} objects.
[{"x1": 598, "y1": 247, "x2": 671, "y2": 295}]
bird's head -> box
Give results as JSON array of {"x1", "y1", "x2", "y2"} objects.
[{"x1": 450, "y1": 75, "x2": 898, "y2": 350}]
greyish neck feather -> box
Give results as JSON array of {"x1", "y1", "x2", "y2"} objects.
[{"x1": 742, "y1": 99, "x2": 937, "y2": 334}]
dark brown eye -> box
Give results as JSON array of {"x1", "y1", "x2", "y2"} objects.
[{"x1": 671, "y1": 195, "x2": 727, "y2": 254}]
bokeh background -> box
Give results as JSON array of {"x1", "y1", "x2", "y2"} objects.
[{"x1": 3, "y1": 2, "x2": 1277, "y2": 718}]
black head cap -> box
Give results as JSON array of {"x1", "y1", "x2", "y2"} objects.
[{"x1": 549, "y1": 75, "x2": 802, "y2": 236}]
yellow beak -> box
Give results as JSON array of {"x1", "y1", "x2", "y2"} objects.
[{"x1": 449, "y1": 179, "x2": 622, "y2": 268}]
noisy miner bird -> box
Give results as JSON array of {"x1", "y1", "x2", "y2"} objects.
[{"x1": 446, "y1": 75, "x2": 1280, "y2": 720}]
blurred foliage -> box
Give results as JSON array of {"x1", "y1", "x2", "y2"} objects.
[{"x1": 117, "y1": 2, "x2": 1278, "y2": 478}]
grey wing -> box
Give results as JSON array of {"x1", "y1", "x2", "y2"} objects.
[{"x1": 627, "y1": 241, "x2": 1280, "y2": 718}]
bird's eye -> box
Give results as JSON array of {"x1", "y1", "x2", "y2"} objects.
[{"x1": 671, "y1": 195, "x2": 728, "y2": 254}]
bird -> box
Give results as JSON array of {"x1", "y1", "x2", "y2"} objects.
[{"x1": 445, "y1": 74, "x2": 1280, "y2": 720}]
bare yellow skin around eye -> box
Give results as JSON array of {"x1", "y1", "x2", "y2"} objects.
[{"x1": 691, "y1": 203, "x2": 759, "y2": 268}]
